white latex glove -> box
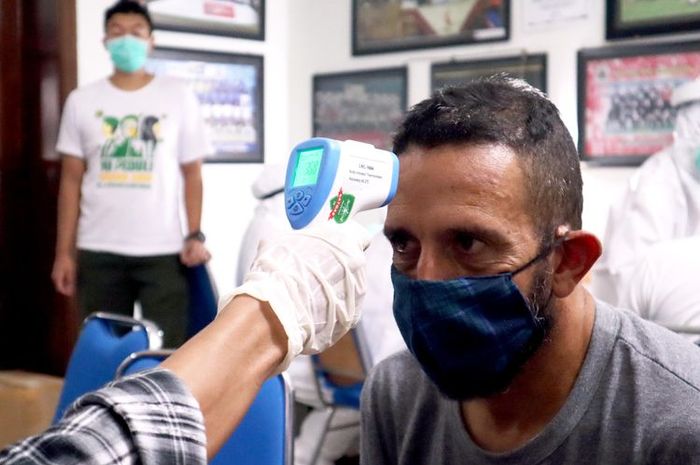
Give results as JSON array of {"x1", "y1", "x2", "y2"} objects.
[{"x1": 220, "y1": 221, "x2": 370, "y2": 371}]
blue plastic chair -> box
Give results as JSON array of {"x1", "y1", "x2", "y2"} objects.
[
  {"x1": 185, "y1": 264, "x2": 218, "y2": 339},
  {"x1": 307, "y1": 329, "x2": 367, "y2": 464},
  {"x1": 53, "y1": 312, "x2": 162, "y2": 423},
  {"x1": 117, "y1": 350, "x2": 293, "y2": 465},
  {"x1": 216, "y1": 373, "x2": 293, "y2": 465}
]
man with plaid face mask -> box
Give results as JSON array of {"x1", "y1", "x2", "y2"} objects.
[{"x1": 360, "y1": 76, "x2": 700, "y2": 464}]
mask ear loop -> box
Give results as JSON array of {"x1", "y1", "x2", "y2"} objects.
[
  {"x1": 511, "y1": 227, "x2": 570, "y2": 277},
  {"x1": 514, "y1": 226, "x2": 571, "y2": 326}
]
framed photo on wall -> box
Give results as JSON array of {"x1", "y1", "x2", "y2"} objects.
[
  {"x1": 313, "y1": 68, "x2": 408, "y2": 151},
  {"x1": 352, "y1": 0, "x2": 509, "y2": 55},
  {"x1": 145, "y1": 0, "x2": 265, "y2": 40},
  {"x1": 606, "y1": 0, "x2": 700, "y2": 40},
  {"x1": 577, "y1": 42, "x2": 700, "y2": 165},
  {"x1": 147, "y1": 48, "x2": 264, "y2": 163},
  {"x1": 431, "y1": 53, "x2": 547, "y2": 93}
]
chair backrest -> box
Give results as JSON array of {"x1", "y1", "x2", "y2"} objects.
[
  {"x1": 53, "y1": 312, "x2": 162, "y2": 423},
  {"x1": 185, "y1": 263, "x2": 218, "y2": 339},
  {"x1": 312, "y1": 329, "x2": 367, "y2": 410},
  {"x1": 215, "y1": 373, "x2": 293, "y2": 465},
  {"x1": 117, "y1": 350, "x2": 293, "y2": 465},
  {"x1": 115, "y1": 349, "x2": 175, "y2": 379}
]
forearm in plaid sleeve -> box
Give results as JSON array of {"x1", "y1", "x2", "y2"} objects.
[{"x1": 0, "y1": 368, "x2": 207, "y2": 465}]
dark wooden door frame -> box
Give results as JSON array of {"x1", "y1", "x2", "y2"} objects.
[{"x1": 0, "y1": 0, "x2": 78, "y2": 375}]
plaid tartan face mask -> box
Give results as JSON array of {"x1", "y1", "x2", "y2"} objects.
[{"x1": 391, "y1": 250, "x2": 551, "y2": 400}]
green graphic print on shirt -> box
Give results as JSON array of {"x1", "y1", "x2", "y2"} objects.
[{"x1": 98, "y1": 111, "x2": 163, "y2": 187}]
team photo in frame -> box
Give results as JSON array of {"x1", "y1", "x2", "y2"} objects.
[
  {"x1": 577, "y1": 41, "x2": 700, "y2": 165},
  {"x1": 313, "y1": 68, "x2": 408, "y2": 151},
  {"x1": 147, "y1": 48, "x2": 264, "y2": 163}
]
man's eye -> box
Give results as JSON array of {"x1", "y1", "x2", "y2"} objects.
[
  {"x1": 456, "y1": 233, "x2": 475, "y2": 252},
  {"x1": 387, "y1": 232, "x2": 412, "y2": 254},
  {"x1": 391, "y1": 237, "x2": 408, "y2": 254}
]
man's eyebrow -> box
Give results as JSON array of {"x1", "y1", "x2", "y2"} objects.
[
  {"x1": 383, "y1": 225, "x2": 410, "y2": 240},
  {"x1": 445, "y1": 225, "x2": 506, "y2": 245},
  {"x1": 384, "y1": 223, "x2": 510, "y2": 249}
]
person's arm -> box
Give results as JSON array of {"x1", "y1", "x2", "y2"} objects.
[
  {"x1": 171, "y1": 221, "x2": 368, "y2": 456},
  {"x1": 51, "y1": 155, "x2": 86, "y2": 296},
  {"x1": 0, "y1": 368, "x2": 208, "y2": 465},
  {"x1": 180, "y1": 159, "x2": 210, "y2": 266},
  {"x1": 0, "y1": 297, "x2": 284, "y2": 465},
  {"x1": 2, "y1": 223, "x2": 368, "y2": 464},
  {"x1": 161, "y1": 295, "x2": 286, "y2": 458}
]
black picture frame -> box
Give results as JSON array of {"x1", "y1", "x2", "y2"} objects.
[
  {"x1": 577, "y1": 41, "x2": 700, "y2": 166},
  {"x1": 147, "y1": 47, "x2": 264, "y2": 163},
  {"x1": 312, "y1": 68, "x2": 408, "y2": 151},
  {"x1": 145, "y1": 0, "x2": 265, "y2": 41},
  {"x1": 352, "y1": 0, "x2": 510, "y2": 56},
  {"x1": 606, "y1": 0, "x2": 700, "y2": 40},
  {"x1": 431, "y1": 53, "x2": 547, "y2": 93}
]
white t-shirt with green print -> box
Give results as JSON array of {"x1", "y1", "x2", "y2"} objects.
[{"x1": 57, "y1": 76, "x2": 211, "y2": 256}]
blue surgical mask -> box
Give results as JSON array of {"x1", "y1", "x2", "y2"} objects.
[
  {"x1": 106, "y1": 35, "x2": 149, "y2": 73},
  {"x1": 391, "y1": 249, "x2": 554, "y2": 400}
]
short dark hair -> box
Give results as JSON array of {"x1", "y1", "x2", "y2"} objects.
[
  {"x1": 392, "y1": 76, "x2": 583, "y2": 238},
  {"x1": 104, "y1": 1, "x2": 153, "y2": 32}
]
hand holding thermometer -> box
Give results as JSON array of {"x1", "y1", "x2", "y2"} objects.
[{"x1": 285, "y1": 138, "x2": 399, "y2": 229}]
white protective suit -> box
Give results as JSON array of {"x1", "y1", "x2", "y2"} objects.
[
  {"x1": 591, "y1": 85, "x2": 700, "y2": 306},
  {"x1": 618, "y1": 236, "x2": 700, "y2": 342},
  {"x1": 236, "y1": 164, "x2": 405, "y2": 465}
]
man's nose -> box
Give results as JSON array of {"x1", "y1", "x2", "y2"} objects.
[{"x1": 415, "y1": 248, "x2": 457, "y2": 281}]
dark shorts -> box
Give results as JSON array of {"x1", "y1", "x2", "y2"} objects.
[{"x1": 77, "y1": 250, "x2": 188, "y2": 348}]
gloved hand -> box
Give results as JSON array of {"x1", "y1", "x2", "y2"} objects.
[{"x1": 220, "y1": 221, "x2": 370, "y2": 371}]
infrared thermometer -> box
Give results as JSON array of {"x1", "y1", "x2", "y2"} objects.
[{"x1": 284, "y1": 138, "x2": 399, "y2": 229}]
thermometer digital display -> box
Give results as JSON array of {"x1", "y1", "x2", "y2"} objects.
[
  {"x1": 292, "y1": 147, "x2": 324, "y2": 187},
  {"x1": 284, "y1": 138, "x2": 399, "y2": 229}
]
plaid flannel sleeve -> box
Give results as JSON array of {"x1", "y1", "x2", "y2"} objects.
[{"x1": 0, "y1": 368, "x2": 207, "y2": 465}]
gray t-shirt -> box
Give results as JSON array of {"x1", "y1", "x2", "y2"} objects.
[{"x1": 361, "y1": 301, "x2": 700, "y2": 464}]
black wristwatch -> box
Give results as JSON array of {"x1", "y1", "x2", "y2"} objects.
[{"x1": 185, "y1": 230, "x2": 206, "y2": 242}]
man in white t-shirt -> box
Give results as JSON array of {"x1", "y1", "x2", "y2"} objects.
[{"x1": 51, "y1": 0, "x2": 212, "y2": 347}]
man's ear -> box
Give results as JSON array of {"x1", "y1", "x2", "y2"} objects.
[{"x1": 551, "y1": 230, "x2": 602, "y2": 298}]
